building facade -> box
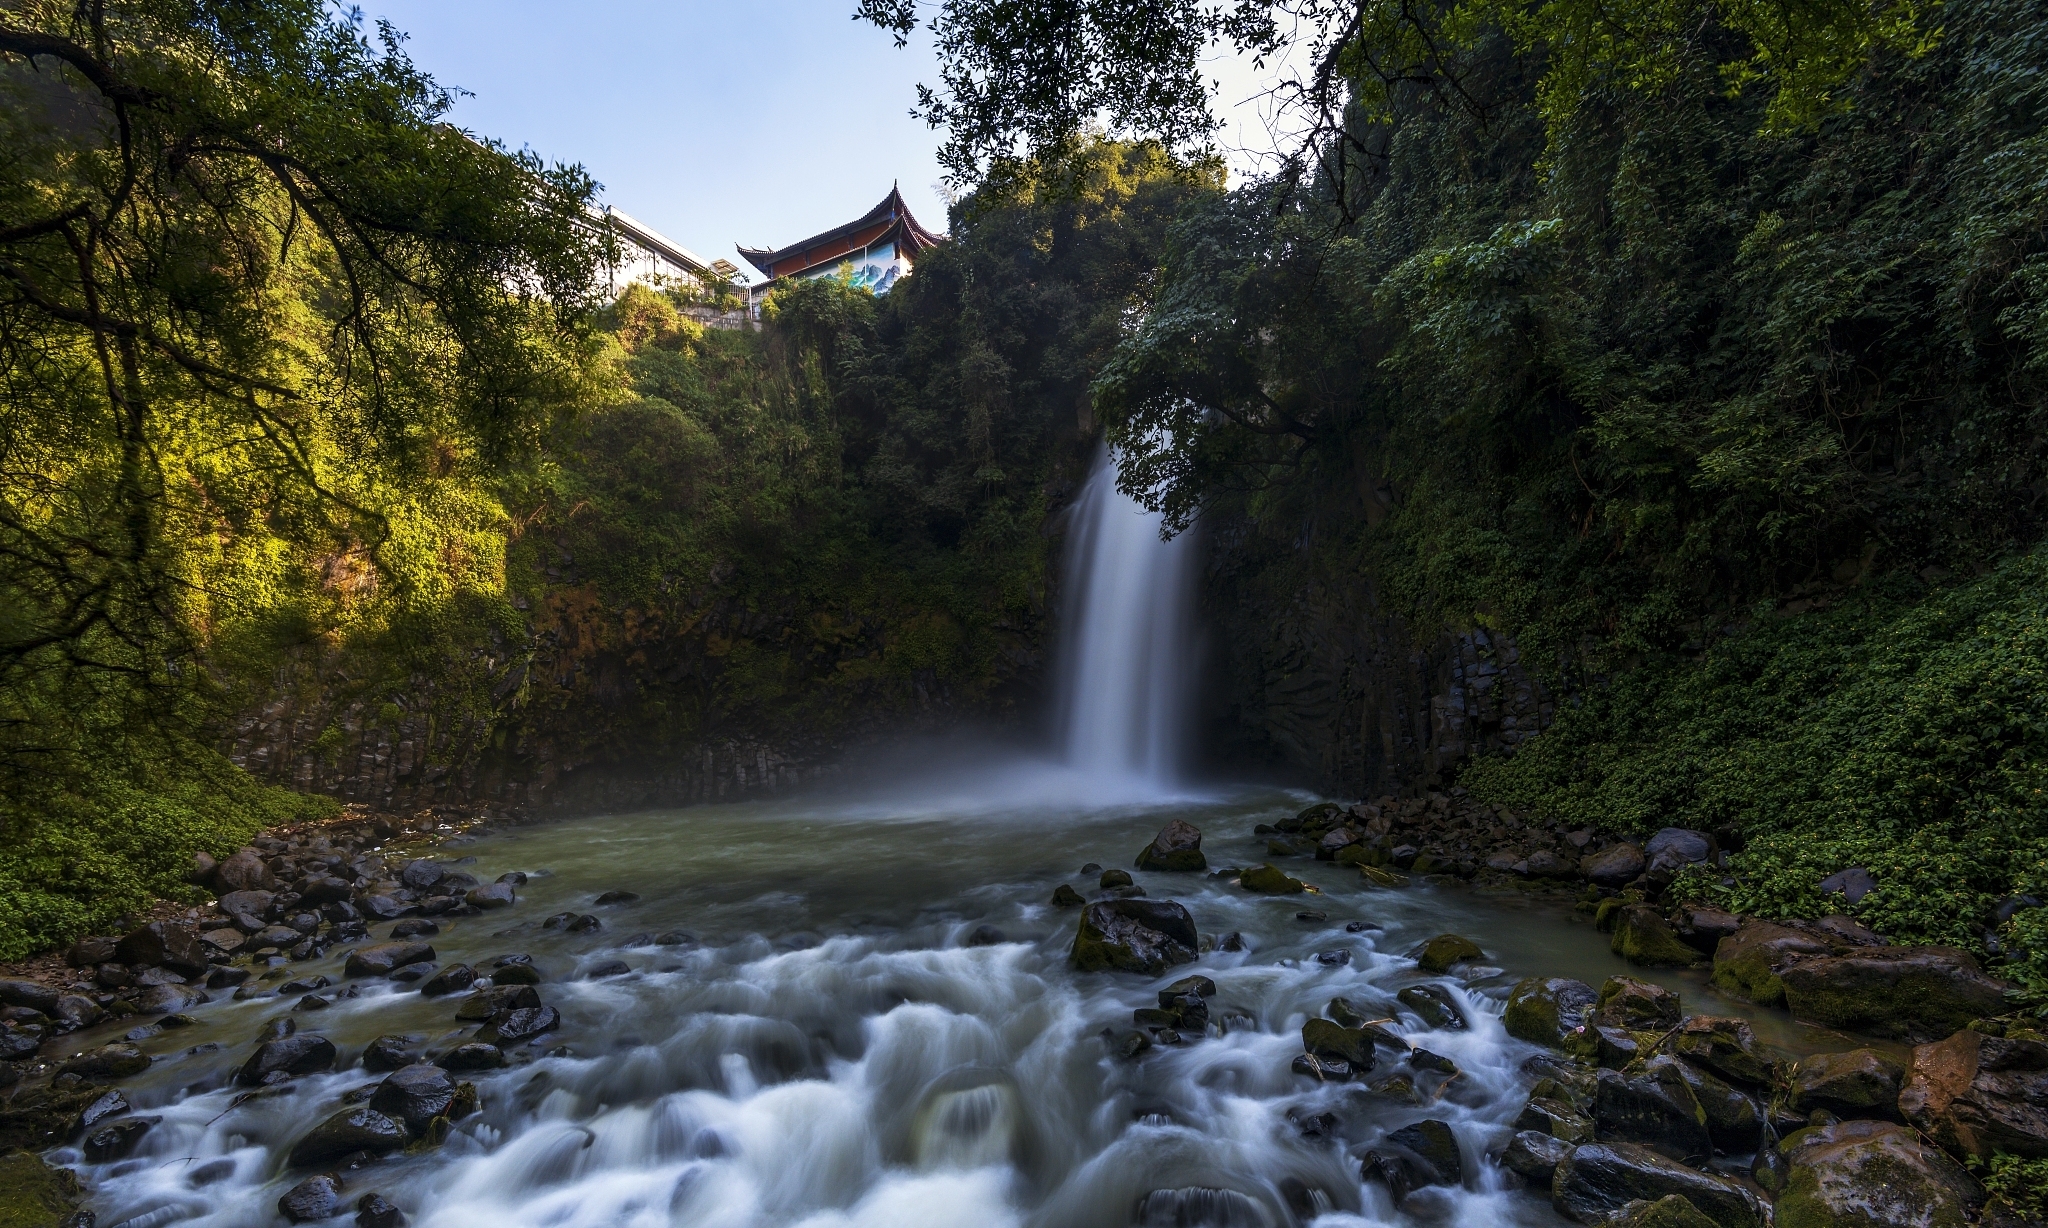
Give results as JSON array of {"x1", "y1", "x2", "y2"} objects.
[{"x1": 738, "y1": 186, "x2": 943, "y2": 297}]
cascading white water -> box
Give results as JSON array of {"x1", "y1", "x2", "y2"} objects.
[{"x1": 1055, "y1": 449, "x2": 1199, "y2": 785}]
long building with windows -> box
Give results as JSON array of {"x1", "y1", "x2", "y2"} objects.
[{"x1": 738, "y1": 185, "x2": 944, "y2": 296}]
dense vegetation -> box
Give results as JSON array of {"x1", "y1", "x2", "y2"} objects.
[{"x1": 0, "y1": 0, "x2": 1204, "y2": 967}]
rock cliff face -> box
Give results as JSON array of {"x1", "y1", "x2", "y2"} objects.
[{"x1": 1200, "y1": 526, "x2": 1554, "y2": 796}]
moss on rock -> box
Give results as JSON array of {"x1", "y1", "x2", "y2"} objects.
[
  {"x1": 0, "y1": 1153, "x2": 82, "y2": 1228},
  {"x1": 1240, "y1": 863, "x2": 1304, "y2": 894},
  {"x1": 1613, "y1": 906, "x2": 1703, "y2": 967},
  {"x1": 1413, "y1": 933, "x2": 1484, "y2": 974}
]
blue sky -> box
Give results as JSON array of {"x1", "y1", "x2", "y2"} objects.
[
  {"x1": 364, "y1": 1, "x2": 954, "y2": 277},
  {"x1": 362, "y1": 3, "x2": 1297, "y2": 280}
]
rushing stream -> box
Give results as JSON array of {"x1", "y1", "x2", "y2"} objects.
[{"x1": 54, "y1": 775, "x2": 1859, "y2": 1228}]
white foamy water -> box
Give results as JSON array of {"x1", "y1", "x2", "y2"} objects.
[
  {"x1": 1055, "y1": 449, "x2": 1200, "y2": 789},
  {"x1": 43, "y1": 791, "x2": 1707, "y2": 1228}
]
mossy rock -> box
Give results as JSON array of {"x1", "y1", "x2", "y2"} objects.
[
  {"x1": 1240, "y1": 863, "x2": 1304, "y2": 894},
  {"x1": 1504, "y1": 976, "x2": 1599, "y2": 1047},
  {"x1": 1607, "y1": 1195, "x2": 1722, "y2": 1228},
  {"x1": 1358, "y1": 864, "x2": 1406, "y2": 887},
  {"x1": 1613, "y1": 906, "x2": 1703, "y2": 967},
  {"x1": 1595, "y1": 897, "x2": 1627, "y2": 933},
  {"x1": 1710, "y1": 922, "x2": 1833, "y2": 1008},
  {"x1": 1412, "y1": 933, "x2": 1484, "y2": 973},
  {"x1": 1775, "y1": 1119, "x2": 1978, "y2": 1228},
  {"x1": 1302, "y1": 1018, "x2": 1375, "y2": 1067},
  {"x1": 1295, "y1": 802, "x2": 1341, "y2": 826},
  {"x1": 0, "y1": 1152, "x2": 82, "y2": 1228}
]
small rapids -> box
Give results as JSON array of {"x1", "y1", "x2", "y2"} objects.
[{"x1": 44, "y1": 787, "x2": 1799, "y2": 1228}]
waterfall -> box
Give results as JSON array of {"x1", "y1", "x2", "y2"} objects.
[{"x1": 1054, "y1": 448, "x2": 1198, "y2": 786}]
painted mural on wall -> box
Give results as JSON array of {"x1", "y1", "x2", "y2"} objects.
[{"x1": 802, "y1": 242, "x2": 907, "y2": 295}]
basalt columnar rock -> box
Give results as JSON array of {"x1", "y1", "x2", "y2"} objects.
[
  {"x1": 1135, "y1": 820, "x2": 1206, "y2": 872},
  {"x1": 1505, "y1": 977, "x2": 1600, "y2": 1047},
  {"x1": 1899, "y1": 1028, "x2": 2048, "y2": 1159},
  {"x1": 1551, "y1": 1142, "x2": 1761, "y2": 1228},
  {"x1": 1774, "y1": 1119, "x2": 1979, "y2": 1228},
  {"x1": 1071, "y1": 899, "x2": 1199, "y2": 975}
]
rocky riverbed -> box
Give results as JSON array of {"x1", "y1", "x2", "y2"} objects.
[{"x1": 0, "y1": 782, "x2": 2040, "y2": 1228}]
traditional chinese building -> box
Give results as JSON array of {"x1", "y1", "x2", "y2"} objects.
[{"x1": 738, "y1": 185, "x2": 944, "y2": 296}]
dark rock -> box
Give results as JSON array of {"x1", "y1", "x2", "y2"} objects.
[
  {"x1": 454, "y1": 984, "x2": 540, "y2": 1021},
  {"x1": 965, "y1": 924, "x2": 1004, "y2": 947},
  {"x1": 1786, "y1": 1048, "x2": 1905, "y2": 1121},
  {"x1": 389, "y1": 919, "x2": 439, "y2": 939},
  {"x1": 1778, "y1": 945, "x2": 2009, "y2": 1042},
  {"x1": 344, "y1": 942, "x2": 436, "y2": 979},
  {"x1": 217, "y1": 888, "x2": 275, "y2": 919},
  {"x1": 251, "y1": 924, "x2": 305, "y2": 950},
  {"x1": 78, "y1": 1089, "x2": 129, "y2": 1131},
  {"x1": 361, "y1": 1035, "x2": 418, "y2": 1072},
  {"x1": 359, "y1": 894, "x2": 413, "y2": 921},
  {"x1": 355, "y1": 1193, "x2": 405, "y2": 1228},
  {"x1": 238, "y1": 1034, "x2": 338, "y2": 1085},
  {"x1": 399, "y1": 860, "x2": 446, "y2": 891},
  {"x1": 1411, "y1": 933, "x2": 1483, "y2": 974},
  {"x1": 296, "y1": 876, "x2": 352, "y2": 906},
  {"x1": 1592, "y1": 977, "x2": 1681, "y2": 1031},
  {"x1": 1776, "y1": 1118, "x2": 1978, "y2": 1228},
  {"x1": 387, "y1": 962, "x2": 436, "y2": 985},
  {"x1": 1051, "y1": 884, "x2": 1085, "y2": 907},
  {"x1": 1070, "y1": 899, "x2": 1199, "y2": 976},
  {"x1": 1397, "y1": 983, "x2": 1466, "y2": 1030},
  {"x1": 478, "y1": 1005, "x2": 560, "y2": 1044},
  {"x1": 1136, "y1": 819, "x2": 1206, "y2": 872},
  {"x1": 1502, "y1": 1129, "x2": 1576, "y2": 1184},
  {"x1": 66, "y1": 936, "x2": 119, "y2": 967},
  {"x1": 1238, "y1": 863, "x2": 1304, "y2": 894},
  {"x1": 82, "y1": 1114, "x2": 158, "y2": 1161},
  {"x1": 490, "y1": 962, "x2": 542, "y2": 986},
  {"x1": 1216, "y1": 931, "x2": 1246, "y2": 952},
  {"x1": 419, "y1": 966, "x2": 476, "y2": 998},
  {"x1": 1817, "y1": 867, "x2": 1875, "y2": 906},
  {"x1": 439, "y1": 1043, "x2": 506, "y2": 1071},
  {"x1": 1302, "y1": 1019, "x2": 1376, "y2": 1070},
  {"x1": 1410, "y1": 1048, "x2": 1458, "y2": 1075},
  {"x1": 0, "y1": 979, "x2": 60, "y2": 1014},
  {"x1": 542, "y1": 912, "x2": 601, "y2": 933},
  {"x1": 1670, "y1": 904, "x2": 1742, "y2": 954},
  {"x1": 1505, "y1": 977, "x2": 1599, "y2": 1047},
  {"x1": 592, "y1": 890, "x2": 639, "y2": 906},
  {"x1": 0, "y1": 1023, "x2": 42, "y2": 1061},
  {"x1": 205, "y1": 966, "x2": 250, "y2": 990},
  {"x1": 1583, "y1": 843, "x2": 1646, "y2": 888},
  {"x1": 133, "y1": 982, "x2": 210, "y2": 1015},
  {"x1": 1551, "y1": 1142, "x2": 1761, "y2": 1228},
  {"x1": 1710, "y1": 920, "x2": 1833, "y2": 1007},
  {"x1": 1314, "y1": 948, "x2": 1350, "y2": 966},
  {"x1": 1606, "y1": 1196, "x2": 1721, "y2": 1228},
  {"x1": 288, "y1": 1107, "x2": 410, "y2": 1167},
  {"x1": 1899, "y1": 1028, "x2": 2048, "y2": 1159},
  {"x1": 1594, "y1": 1059, "x2": 1713, "y2": 1163},
  {"x1": 115, "y1": 921, "x2": 209, "y2": 975},
  {"x1": 279, "y1": 1174, "x2": 345, "y2": 1223},
  {"x1": 1098, "y1": 868, "x2": 1133, "y2": 889},
  {"x1": 1665, "y1": 1056, "x2": 1763, "y2": 1151},
  {"x1": 280, "y1": 975, "x2": 333, "y2": 996},
  {"x1": 1387, "y1": 1118, "x2": 1463, "y2": 1185},
  {"x1": 1291, "y1": 1052, "x2": 1350, "y2": 1081},
  {"x1": 1612, "y1": 906, "x2": 1702, "y2": 967},
  {"x1": 199, "y1": 927, "x2": 246, "y2": 956},
  {"x1": 1643, "y1": 828, "x2": 1712, "y2": 877},
  {"x1": 60, "y1": 1043, "x2": 151, "y2": 1080},
  {"x1": 1296, "y1": 909, "x2": 1328, "y2": 923},
  {"x1": 1316, "y1": 828, "x2": 1358, "y2": 860},
  {"x1": 367, "y1": 1064, "x2": 460, "y2": 1132},
  {"x1": 1518, "y1": 1095, "x2": 1596, "y2": 1143},
  {"x1": 581, "y1": 960, "x2": 630, "y2": 979},
  {"x1": 214, "y1": 850, "x2": 275, "y2": 893},
  {"x1": 1666, "y1": 1016, "x2": 1775, "y2": 1087},
  {"x1": 465, "y1": 884, "x2": 515, "y2": 909}
]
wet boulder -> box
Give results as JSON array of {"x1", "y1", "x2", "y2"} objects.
[
  {"x1": 1501, "y1": 1130, "x2": 1576, "y2": 1184},
  {"x1": 367, "y1": 1064, "x2": 468, "y2": 1133},
  {"x1": 1663, "y1": 1057, "x2": 1763, "y2": 1152},
  {"x1": 115, "y1": 920, "x2": 209, "y2": 976},
  {"x1": 1593, "y1": 1059, "x2": 1712, "y2": 1163},
  {"x1": 1302, "y1": 1019, "x2": 1377, "y2": 1071},
  {"x1": 1238, "y1": 863, "x2": 1304, "y2": 894},
  {"x1": 1670, "y1": 904, "x2": 1742, "y2": 955},
  {"x1": 1583, "y1": 843, "x2": 1647, "y2": 888},
  {"x1": 1899, "y1": 1028, "x2": 2048, "y2": 1159},
  {"x1": 1643, "y1": 828, "x2": 1712, "y2": 878},
  {"x1": 1775, "y1": 1118, "x2": 1978, "y2": 1228},
  {"x1": 419, "y1": 965, "x2": 476, "y2": 998},
  {"x1": 1388, "y1": 1118, "x2": 1463, "y2": 1184},
  {"x1": 83, "y1": 1114, "x2": 159, "y2": 1161},
  {"x1": 289, "y1": 1106, "x2": 410, "y2": 1167},
  {"x1": 1665, "y1": 1016, "x2": 1775, "y2": 1088},
  {"x1": 1135, "y1": 819, "x2": 1207, "y2": 872},
  {"x1": 1316, "y1": 828, "x2": 1359, "y2": 860},
  {"x1": 1710, "y1": 920, "x2": 1835, "y2": 1007},
  {"x1": 465, "y1": 883, "x2": 515, "y2": 909},
  {"x1": 133, "y1": 981, "x2": 210, "y2": 1015},
  {"x1": 0, "y1": 979, "x2": 60, "y2": 1014},
  {"x1": 1050, "y1": 884, "x2": 1084, "y2": 907},
  {"x1": 280, "y1": 1174, "x2": 346, "y2": 1223},
  {"x1": 454, "y1": 984, "x2": 541, "y2": 1021},
  {"x1": 361, "y1": 1035, "x2": 419, "y2": 1073},
  {"x1": 216, "y1": 889, "x2": 275, "y2": 923},
  {"x1": 1612, "y1": 906, "x2": 1702, "y2": 967},
  {"x1": 295, "y1": 875, "x2": 352, "y2": 906},
  {"x1": 1777, "y1": 945, "x2": 2009, "y2": 1042},
  {"x1": 1099, "y1": 868, "x2": 1133, "y2": 889},
  {"x1": 1551, "y1": 1142, "x2": 1761, "y2": 1228},
  {"x1": 490, "y1": 961, "x2": 543, "y2": 986},
  {"x1": 356, "y1": 1193, "x2": 405, "y2": 1228},
  {"x1": 1606, "y1": 1196, "x2": 1721, "y2": 1228},
  {"x1": 439, "y1": 1043, "x2": 506, "y2": 1071},
  {"x1": 1591, "y1": 977, "x2": 1681, "y2": 1031},
  {"x1": 1398, "y1": 984, "x2": 1467, "y2": 1030},
  {"x1": 1518, "y1": 1096, "x2": 1597, "y2": 1144},
  {"x1": 1785, "y1": 1048, "x2": 1905, "y2": 1121},
  {"x1": 238, "y1": 1034, "x2": 337, "y2": 1085},
  {"x1": 1411, "y1": 933, "x2": 1483, "y2": 974},
  {"x1": 60, "y1": 1042, "x2": 151, "y2": 1080},
  {"x1": 477, "y1": 1005, "x2": 560, "y2": 1044},
  {"x1": 344, "y1": 941, "x2": 436, "y2": 979},
  {"x1": 399, "y1": 860, "x2": 446, "y2": 891},
  {"x1": 1070, "y1": 899, "x2": 1199, "y2": 976}
]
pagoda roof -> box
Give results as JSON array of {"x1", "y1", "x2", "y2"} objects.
[{"x1": 738, "y1": 185, "x2": 945, "y2": 281}]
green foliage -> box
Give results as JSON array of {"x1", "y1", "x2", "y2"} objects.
[{"x1": 1981, "y1": 1153, "x2": 2048, "y2": 1223}]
